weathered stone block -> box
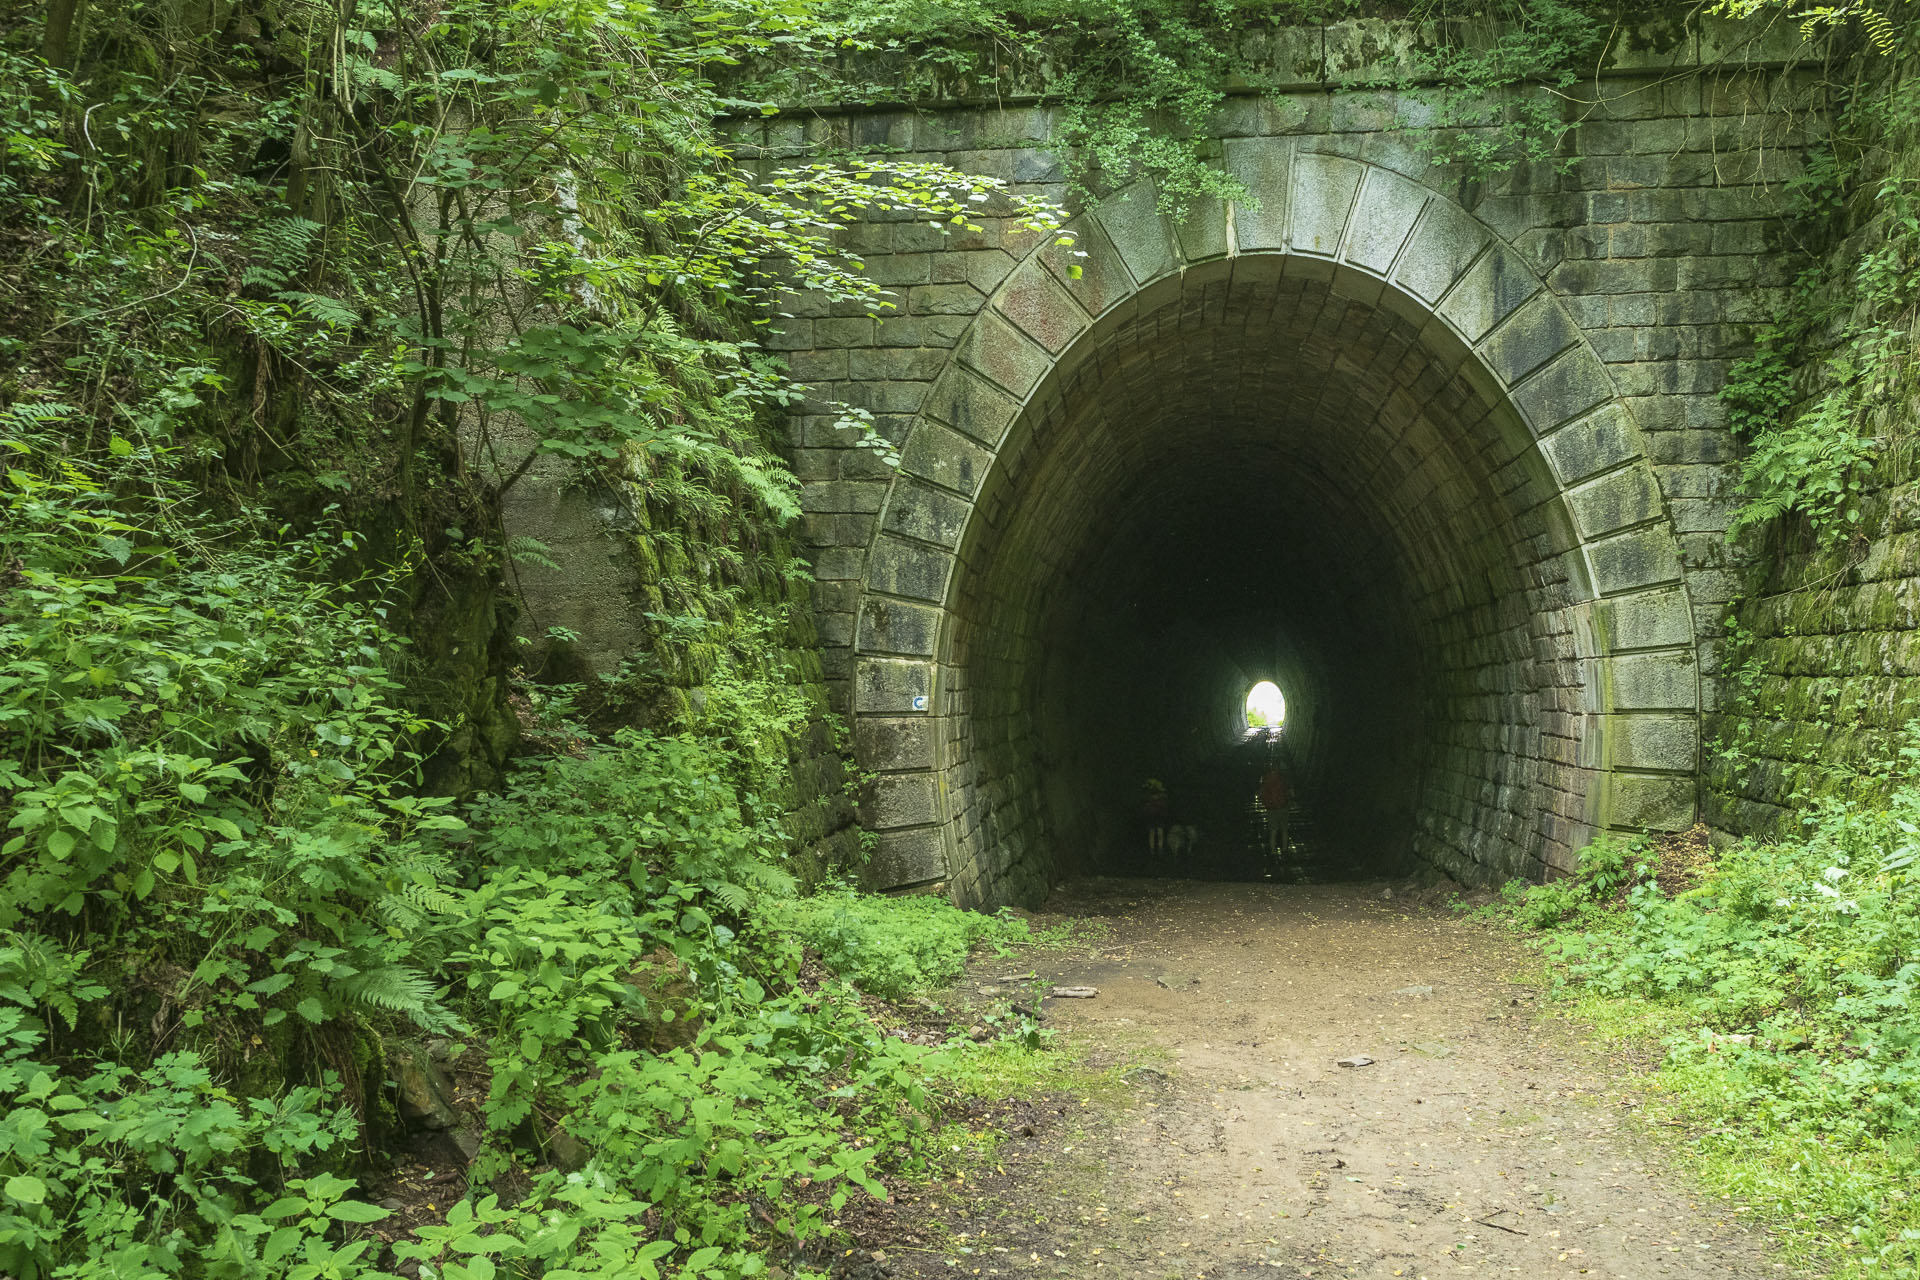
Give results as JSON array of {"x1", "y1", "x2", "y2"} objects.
[
  {"x1": 881, "y1": 480, "x2": 972, "y2": 549},
  {"x1": 909, "y1": 283, "x2": 986, "y2": 316},
  {"x1": 957, "y1": 309, "x2": 1051, "y2": 400},
  {"x1": 1539, "y1": 404, "x2": 1643, "y2": 486},
  {"x1": 1478, "y1": 294, "x2": 1580, "y2": 386},
  {"x1": 1436, "y1": 243, "x2": 1539, "y2": 345},
  {"x1": 865, "y1": 536, "x2": 954, "y2": 604},
  {"x1": 1393, "y1": 199, "x2": 1491, "y2": 306},
  {"x1": 1609, "y1": 650, "x2": 1697, "y2": 711},
  {"x1": 857, "y1": 597, "x2": 943, "y2": 656},
  {"x1": 855, "y1": 657, "x2": 931, "y2": 716},
  {"x1": 1595, "y1": 587, "x2": 1695, "y2": 653},
  {"x1": 1341, "y1": 167, "x2": 1429, "y2": 276},
  {"x1": 1568, "y1": 463, "x2": 1664, "y2": 539},
  {"x1": 1173, "y1": 195, "x2": 1231, "y2": 262},
  {"x1": 1288, "y1": 152, "x2": 1364, "y2": 256},
  {"x1": 855, "y1": 717, "x2": 936, "y2": 772},
  {"x1": 865, "y1": 773, "x2": 941, "y2": 830},
  {"x1": 1092, "y1": 187, "x2": 1178, "y2": 286},
  {"x1": 1223, "y1": 136, "x2": 1291, "y2": 251},
  {"x1": 1606, "y1": 714, "x2": 1699, "y2": 772},
  {"x1": 865, "y1": 828, "x2": 948, "y2": 889},
  {"x1": 994, "y1": 259, "x2": 1089, "y2": 356},
  {"x1": 848, "y1": 346, "x2": 946, "y2": 381},
  {"x1": 1510, "y1": 348, "x2": 1614, "y2": 434},
  {"x1": 922, "y1": 366, "x2": 1020, "y2": 449},
  {"x1": 799, "y1": 480, "x2": 886, "y2": 515},
  {"x1": 1588, "y1": 525, "x2": 1684, "y2": 595},
  {"x1": 1605, "y1": 773, "x2": 1696, "y2": 830}
]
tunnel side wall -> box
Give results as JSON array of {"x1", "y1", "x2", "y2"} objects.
[{"x1": 736, "y1": 21, "x2": 1825, "y2": 902}]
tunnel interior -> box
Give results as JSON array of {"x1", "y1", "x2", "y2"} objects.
[{"x1": 935, "y1": 260, "x2": 1598, "y2": 893}]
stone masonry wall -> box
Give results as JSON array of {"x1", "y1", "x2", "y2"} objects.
[{"x1": 729, "y1": 11, "x2": 1830, "y2": 902}]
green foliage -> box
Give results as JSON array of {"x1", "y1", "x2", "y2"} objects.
[
  {"x1": 1507, "y1": 727, "x2": 1920, "y2": 1275},
  {"x1": 1719, "y1": 51, "x2": 1920, "y2": 543},
  {"x1": 1713, "y1": 0, "x2": 1903, "y2": 52},
  {"x1": 771, "y1": 0, "x2": 1609, "y2": 213},
  {"x1": 0, "y1": 1, "x2": 1078, "y2": 1275},
  {"x1": 776, "y1": 889, "x2": 1024, "y2": 998},
  {"x1": 1380, "y1": 0, "x2": 1604, "y2": 176},
  {"x1": 1500, "y1": 832, "x2": 1651, "y2": 929}
]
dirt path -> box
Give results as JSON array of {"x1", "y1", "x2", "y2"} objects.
[{"x1": 849, "y1": 879, "x2": 1804, "y2": 1280}]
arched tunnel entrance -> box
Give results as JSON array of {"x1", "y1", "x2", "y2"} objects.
[
  {"x1": 850, "y1": 176, "x2": 1702, "y2": 907},
  {"x1": 953, "y1": 260, "x2": 1569, "y2": 890}
]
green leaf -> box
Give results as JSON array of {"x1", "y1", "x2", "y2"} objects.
[
  {"x1": 5, "y1": 1175, "x2": 48, "y2": 1205},
  {"x1": 296, "y1": 997, "x2": 327, "y2": 1023},
  {"x1": 327, "y1": 1199, "x2": 391, "y2": 1223}
]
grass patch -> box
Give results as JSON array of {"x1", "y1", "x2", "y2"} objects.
[{"x1": 1490, "y1": 800, "x2": 1920, "y2": 1278}]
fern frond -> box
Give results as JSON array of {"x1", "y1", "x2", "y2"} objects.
[{"x1": 338, "y1": 965, "x2": 465, "y2": 1034}]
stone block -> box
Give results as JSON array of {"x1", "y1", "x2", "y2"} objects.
[
  {"x1": 1092, "y1": 187, "x2": 1178, "y2": 286},
  {"x1": 857, "y1": 597, "x2": 943, "y2": 657},
  {"x1": 1477, "y1": 294, "x2": 1579, "y2": 386},
  {"x1": 957, "y1": 309, "x2": 1051, "y2": 400},
  {"x1": 1174, "y1": 194, "x2": 1231, "y2": 262},
  {"x1": 1606, "y1": 714, "x2": 1700, "y2": 773},
  {"x1": 855, "y1": 717, "x2": 936, "y2": 771},
  {"x1": 799, "y1": 480, "x2": 886, "y2": 515},
  {"x1": 881, "y1": 480, "x2": 973, "y2": 549},
  {"x1": 1436, "y1": 243, "x2": 1539, "y2": 345},
  {"x1": 1040, "y1": 216, "x2": 1134, "y2": 318},
  {"x1": 909, "y1": 283, "x2": 986, "y2": 316},
  {"x1": 1510, "y1": 348, "x2": 1614, "y2": 434},
  {"x1": 1608, "y1": 650, "x2": 1697, "y2": 711},
  {"x1": 1223, "y1": 135, "x2": 1291, "y2": 251},
  {"x1": 1568, "y1": 463, "x2": 1664, "y2": 539},
  {"x1": 1341, "y1": 167, "x2": 1430, "y2": 276},
  {"x1": 1536, "y1": 408, "x2": 1643, "y2": 487},
  {"x1": 1595, "y1": 586, "x2": 1696, "y2": 653},
  {"x1": 994, "y1": 259, "x2": 1089, "y2": 355},
  {"x1": 1605, "y1": 773, "x2": 1696, "y2": 830},
  {"x1": 865, "y1": 773, "x2": 941, "y2": 830},
  {"x1": 1588, "y1": 525, "x2": 1684, "y2": 595},
  {"x1": 865, "y1": 828, "x2": 948, "y2": 889},
  {"x1": 1288, "y1": 152, "x2": 1364, "y2": 257},
  {"x1": 848, "y1": 346, "x2": 946, "y2": 381},
  {"x1": 922, "y1": 366, "x2": 1020, "y2": 449},
  {"x1": 865, "y1": 536, "x2": 954, "y2": 604},
  {"x1": 1393, "y1": 199, "x2": 1491, "y2": 307},
  {"x1": 855, "y1": 657, "x2": 932, "y2": 716}
]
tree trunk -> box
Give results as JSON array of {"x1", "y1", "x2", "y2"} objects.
[{"x1": 42, "y1": 0, "x2": 85, "y2": 70}]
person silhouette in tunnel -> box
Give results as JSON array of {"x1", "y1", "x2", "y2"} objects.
[
  {"x1": 1257, "y1": 752, "x2": 1293, "y2": 872},
  {"x1": 1143, "y1": 778, "x2": 1169, "y2": 857}
]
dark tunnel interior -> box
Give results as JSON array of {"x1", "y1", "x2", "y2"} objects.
[
  {"x1": 1048, "y1": 495, "x2": 1427, "y2": 880},
  {"x1": 934, "y1": 262, "x2": 1591, "y2": 894}
]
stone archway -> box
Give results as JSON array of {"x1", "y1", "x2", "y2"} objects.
[{"x1": 850, "y1": 156, "x2": 1699, "y2": 906}]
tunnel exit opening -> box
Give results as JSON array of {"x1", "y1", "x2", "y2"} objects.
[{"x1": 1243, "y1": 681, "x2": 1288, "y2": 732}]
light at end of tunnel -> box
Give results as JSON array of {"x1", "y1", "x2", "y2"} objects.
[{"x1": 1244, "y1": 680, "x2": 1287, "y2": 729}]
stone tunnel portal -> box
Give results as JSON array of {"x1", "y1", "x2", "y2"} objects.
[{"x1": 847, "y1": 171, "x2": 1705, "y2": 909}]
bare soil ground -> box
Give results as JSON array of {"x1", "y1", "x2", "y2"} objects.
[{"x1": 839, "y1": 878, "x2": 1809, "y2": 1280}]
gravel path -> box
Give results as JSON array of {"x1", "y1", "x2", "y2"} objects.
[{"x1": 861, "y1": 878, "x2": 1805, "y2": 1280}]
